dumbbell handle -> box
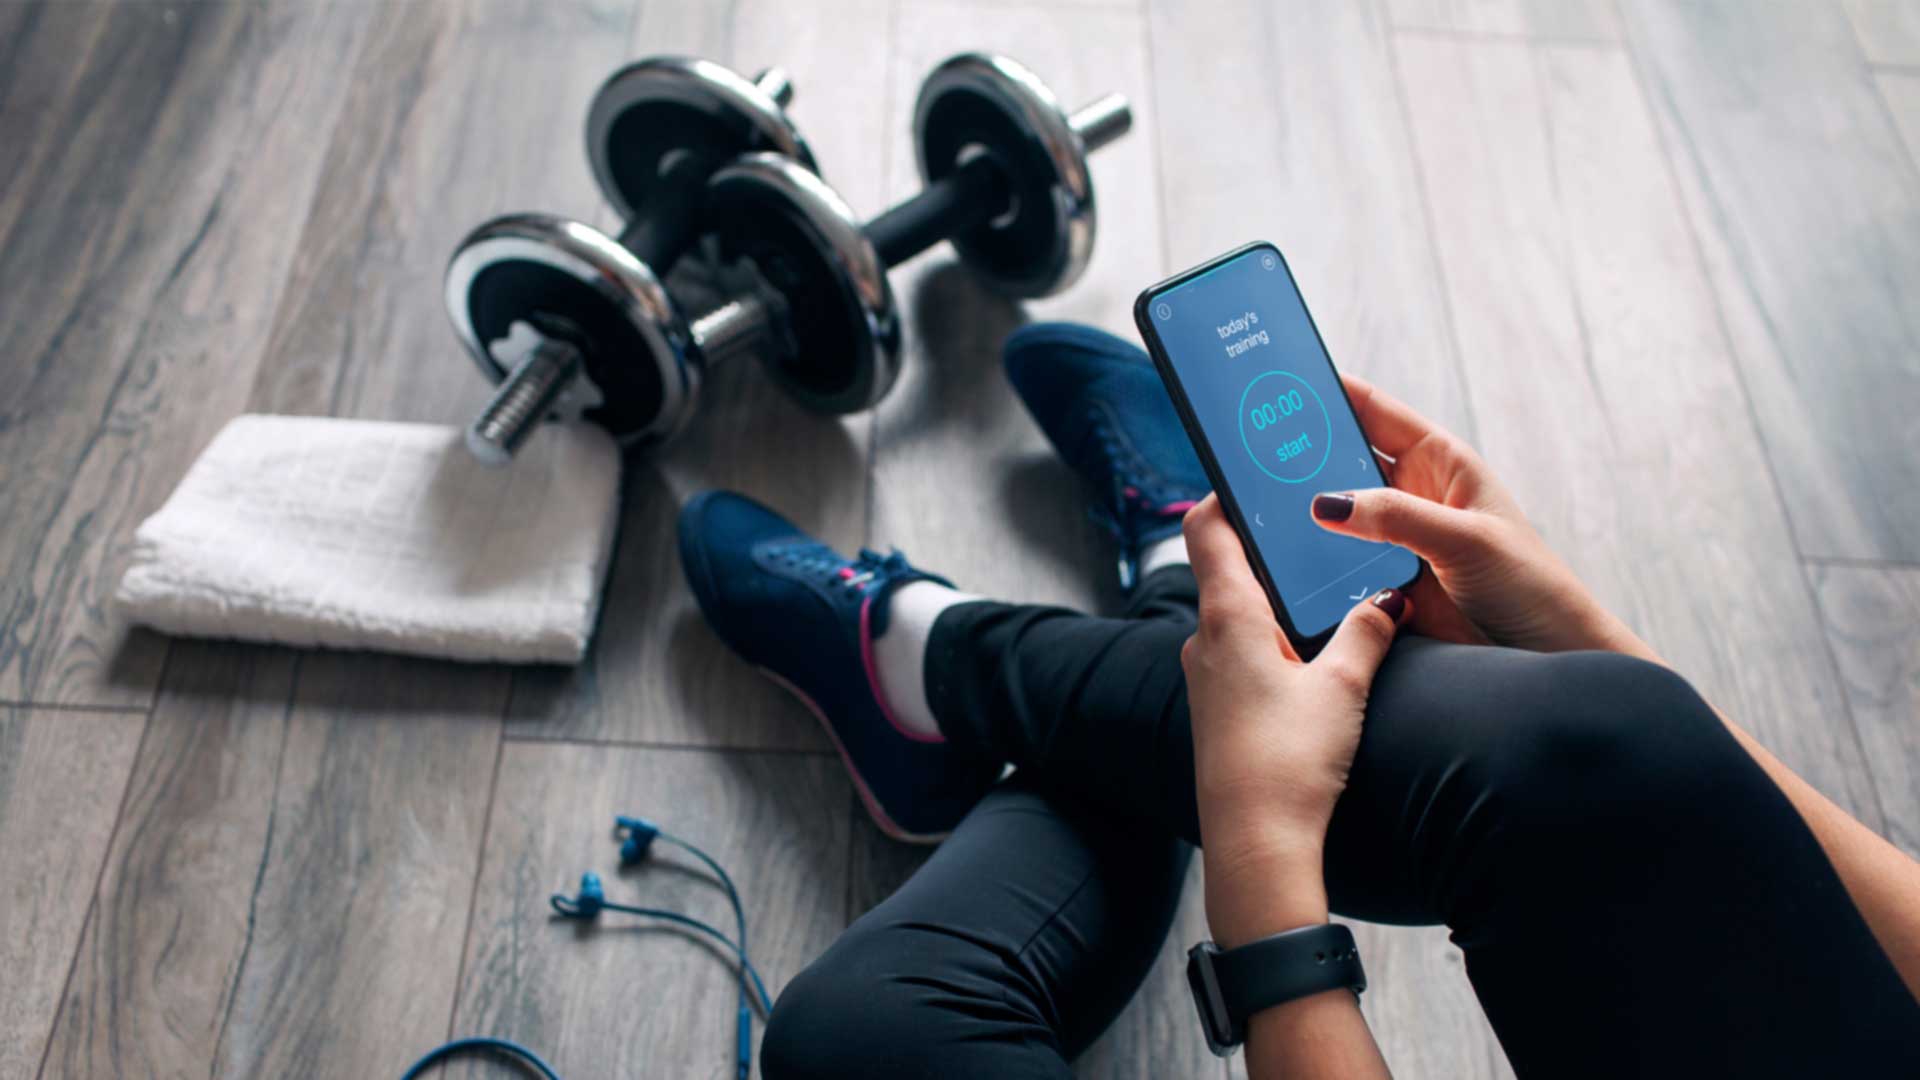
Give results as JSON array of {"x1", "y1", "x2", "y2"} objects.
[
  {"x1": 614, "y1": 66, "x2": 796, "y2": 265},
  {"x1": 865, "y1": 91, "x2": 1132, "y2": 270},
  {"x1": 466, "y1": 290, "x2": 783, "y2": 465},
  {"x1": 616, "y1": 148, "x2": 708, "y2": 266},
  {"x1": 689, "y1": 291, "x2": 785, "y2": 371}
]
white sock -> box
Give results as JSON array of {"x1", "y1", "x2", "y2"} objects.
[
  {"x1": 1137, "y1": 533, "x2": 1190, "y2": 580},
  {"x1": 871, "y1": 580, "x2": 980, "y2": 741}
]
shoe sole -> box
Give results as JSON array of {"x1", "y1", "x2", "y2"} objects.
[
  {"x1": 680, "y1": 492, "x2": 952, "y2": 846},
  {"x1": 755, "y1": 666, "x2": 951, "y2": 847}
]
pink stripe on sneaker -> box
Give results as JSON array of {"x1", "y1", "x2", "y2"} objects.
[
  {"x1": 1159, "y1": 500, "x2": 1198, "y2": 514},
  {"x1": 859, "y1": 595, "x2": 947, "y2": 744},
  {"x1": 755, "y1": 666, "x2": 948, "y2": 844}
]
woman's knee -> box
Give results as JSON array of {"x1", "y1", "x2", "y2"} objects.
[
  {"x1": 760, "y1": 921, "x2": 1060, "y2": 1080},
  {"x1": 761, "y1": 953, "x2": 892, "y2": 1079},
  {"x1": 1480, "y1": 649, "x2": 1738, "y2": 837}
]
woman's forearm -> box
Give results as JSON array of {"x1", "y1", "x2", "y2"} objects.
[
  {"x1": 1204, "y1": 849, "x2": 1393, "y2": 1080},
  {"x1": 1714, "y1": 709, "x2": 1920, "y2": 1002},
  {"x1": 1246, "y1": 988, "x2": 1391, "y2": 1080}
]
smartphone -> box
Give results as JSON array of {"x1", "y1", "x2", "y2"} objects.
[{"x1": 1134, "y1": 241, "x2": 1420, "y2": 658}]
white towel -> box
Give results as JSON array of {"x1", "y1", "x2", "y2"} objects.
[{"x1": 117, "y1": 414, "x2": 621, "y2": 665}]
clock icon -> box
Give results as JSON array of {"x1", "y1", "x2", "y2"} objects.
[{"x1": 1236, "y1": 371, "x2": 1332, "y2": 484}]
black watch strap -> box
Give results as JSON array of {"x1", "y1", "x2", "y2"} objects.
[{"x1": 1186, "y1": 923, "x2": 1366, "y2": 1055}]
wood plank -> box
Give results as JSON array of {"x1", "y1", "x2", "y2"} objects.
[
  {"x1": 448, "y1": 742, "x2": 850, "y2": 1077},
  {"x1": 42, "y1": 643, "x2": 298, "y2": 1079},
  {"x1": 505, "y1": 0, "x2": 890, "y2": 749},
  {"x1": 204, "y1": 652, "x2": 505, "y2": 1078},
  {"x1": 1620, "y1": 0, "x2": 1920, "y2": 562},
  {"x1": 1153, "y1": 3, "x2": 1501, "y2": 1073},
  {"x1": 1880, "y1": 69, "x2": 1920, "y2": 160},
  {"x1": 1150, "y1": 0, "x2": 1476, "y2": 441},
  {"x1": 1394, "y1": 35, "x2": 1883, "y2": 817},
  {"x1": 847, "y1": 811, "x2": 1225, "y2": 1079},
  {"x1": 1844, "y1": 0, "x2": 1920, "y2": 66},
  {"x1": 1386, "y1": 0, "x2": 1620, "y2": 41},
  {"x1": 246, "y1": 0, "x2": 633, "y2": 423},
  {"x1": 1811, "y1": 566, "x2": 1920, "y2": 860},
  {"x1": 0, "y1": 1, "x2": 375, "y2": 707},
  {"x1": 0, "y1": 706, "x2": 143, "y2": 1079},
  {"x1": 1350, "y1": 926, "x2": 1514, "y2": 1080},
  {"x1": 870, "y1": 0, "x2": 1163, "y2": 616}
]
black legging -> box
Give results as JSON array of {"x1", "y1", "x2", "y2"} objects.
[{"x1": 761, "y1": 568, "x2": 1920, "y2": 1078}]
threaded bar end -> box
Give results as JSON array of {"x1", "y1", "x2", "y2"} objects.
[{"x1": 465, "y1": 340, "x2": 583, "y2": 466}]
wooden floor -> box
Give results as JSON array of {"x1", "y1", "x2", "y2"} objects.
[{"x1": 3, "y1": 0, "x2": 1917, "y2": 1076}]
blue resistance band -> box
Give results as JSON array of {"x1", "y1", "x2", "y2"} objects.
[{"x1": 402, "y1": 817, "x2": 772, "y2": 1080}]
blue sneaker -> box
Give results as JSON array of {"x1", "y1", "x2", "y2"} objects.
[
  {"x1": 1004, "y1": 322, "x2": 1210, "y2": 589},
  {"x1": 677, "y1": 491, "x2": 1001, "y2": 843}
]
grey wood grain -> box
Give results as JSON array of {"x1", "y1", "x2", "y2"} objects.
[
  {"x1": 847, "y1": 811, "x2": 1225, "y2": 1080},
  {"x1": 203, "y1": 651, "x2": 505, "y2": 1078},
  {"x1": 0, "y1": 1, "x2": 375, "y2": 707},
  {"x1": 0, "y1": 706, "x2": 143, "y2": 1079},
  {"x1": 448, "y1": 741, "x2": 850, "y2": 1077},
  {"x1": 1811, "y1": 566, "x2": 1920, "y2": 861},
  {"x1": 246, "y1": 0, "x2": 632, "y2": 423},
  {"x1": 42, "y1": 643, "x2": 298, "y2": 1079},
  {"x1": 1150, "y1": 0, "x2": 1477, "y2": 451},
  {"x1": 1880, "y1": 69, "x2": 1920, "y2": 161},
  {"x1": 1386, "y1": 0, "x2": 1620, "y2": 41},
  {"x1": 1620, "y1": 0, "x2": 1920, "y2": 562},
  {"x1": 1395, "y1": 34, "x2": 1883, "y2": 823},
  {"x1": 505, "y1": 0, "x2": 890, "y2": 750},
  {"x1": 871, "y1": 0, "x2": 1163, "y2": 613},
  {"x1": 1153, "y1": 3, "x2": 1502, "y2": 1074},
  {"x1": 1844, "y1": 0, "x2": 1920, "y2": 66}
]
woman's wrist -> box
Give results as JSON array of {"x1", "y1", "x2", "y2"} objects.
[
  {"x1": 1574, "y1": 604, "x2": 1664, "y2": 665},
  {"x1": 1202, "y1": 842, "x2": 1331, "y2": 948}
]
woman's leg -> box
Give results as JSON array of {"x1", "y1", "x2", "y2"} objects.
[
  {"x1": 760, "y1": 776, "x2": 1191, "y2": 1079},
  {"x1": 925, "y1": 566, "x2": 1920, "y2": 1077}
]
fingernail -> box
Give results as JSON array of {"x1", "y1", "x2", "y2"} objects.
[
  {"x1": 1312, "y1": 492, "x2": 1354, "y2": 522},
  {"x1": 1370, "y1": 588, "x2": 1408, "y2": 624}
]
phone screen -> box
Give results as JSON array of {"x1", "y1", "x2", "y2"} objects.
[{"x1": 1137, "y1": 243, "x2": 1419, "y2": 643}]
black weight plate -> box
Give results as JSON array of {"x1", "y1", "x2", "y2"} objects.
[
  {"x1": 466, "y1": 258, "x2": 666, "y2": 441},
  {"x1": 601, "y1": 100, "x2": 769, "y2": 221},
  {"x1": 919, "y1": 87, "x2": 1066, "y2": 296},
  {"x1": 708, "y1": 192, "x2": 883, "y2": 413}
]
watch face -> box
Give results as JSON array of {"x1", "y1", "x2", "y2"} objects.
[{"x1": 1185, "y1": 943, "x2": 1240, "y2": 1056}]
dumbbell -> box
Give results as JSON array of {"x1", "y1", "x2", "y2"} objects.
[
  {"x1": 701, "y1": 52, "x2": 1132, "y2": 414},
  {"x1": 444, "y1": 57, "x2": 814, "y2": 465}
]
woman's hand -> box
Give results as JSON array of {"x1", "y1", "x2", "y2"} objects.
[
  {"x1": 1181, "y1": 496, "x2": 1410, "y2": 947},
  {"x1": 1313, "y1": 375, "x2": 1655, "y2": 660}
]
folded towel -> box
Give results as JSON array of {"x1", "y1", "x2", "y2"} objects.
[{"x1": 117, "y1": 414, "x2": 621, "y2": 665}]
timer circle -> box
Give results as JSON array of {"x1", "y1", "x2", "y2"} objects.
[{"x1": 1236, "y1": 370, "x2": 1332, "y2": 484}]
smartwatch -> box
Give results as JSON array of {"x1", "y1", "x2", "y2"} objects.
[{"x1": 1185, "y1": 923, "x2": 1366, "y2": 1056}]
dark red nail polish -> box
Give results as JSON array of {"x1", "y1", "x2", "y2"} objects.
[
  {"x1": 1312, "y1": 493, "x2": 1354, "y2": 522},
  {"x1": 1371, "y1": 588, "x2": 1407, "y2": 623}
]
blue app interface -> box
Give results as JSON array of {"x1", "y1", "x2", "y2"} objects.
[{"x1": 1150, "y1": 246, "x2": 1419, "y2": 638}]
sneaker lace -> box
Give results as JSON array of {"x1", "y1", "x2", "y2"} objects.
[
  {"x1": 1088, "y1": 411, "x2": 1185, "y2": 532},
  {"x1": 1086, "y1": 409, "x2": 1194, "y2": 590},
  {"x1": 774, "y1": 543, "x2": 910, "y2": 593}
]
